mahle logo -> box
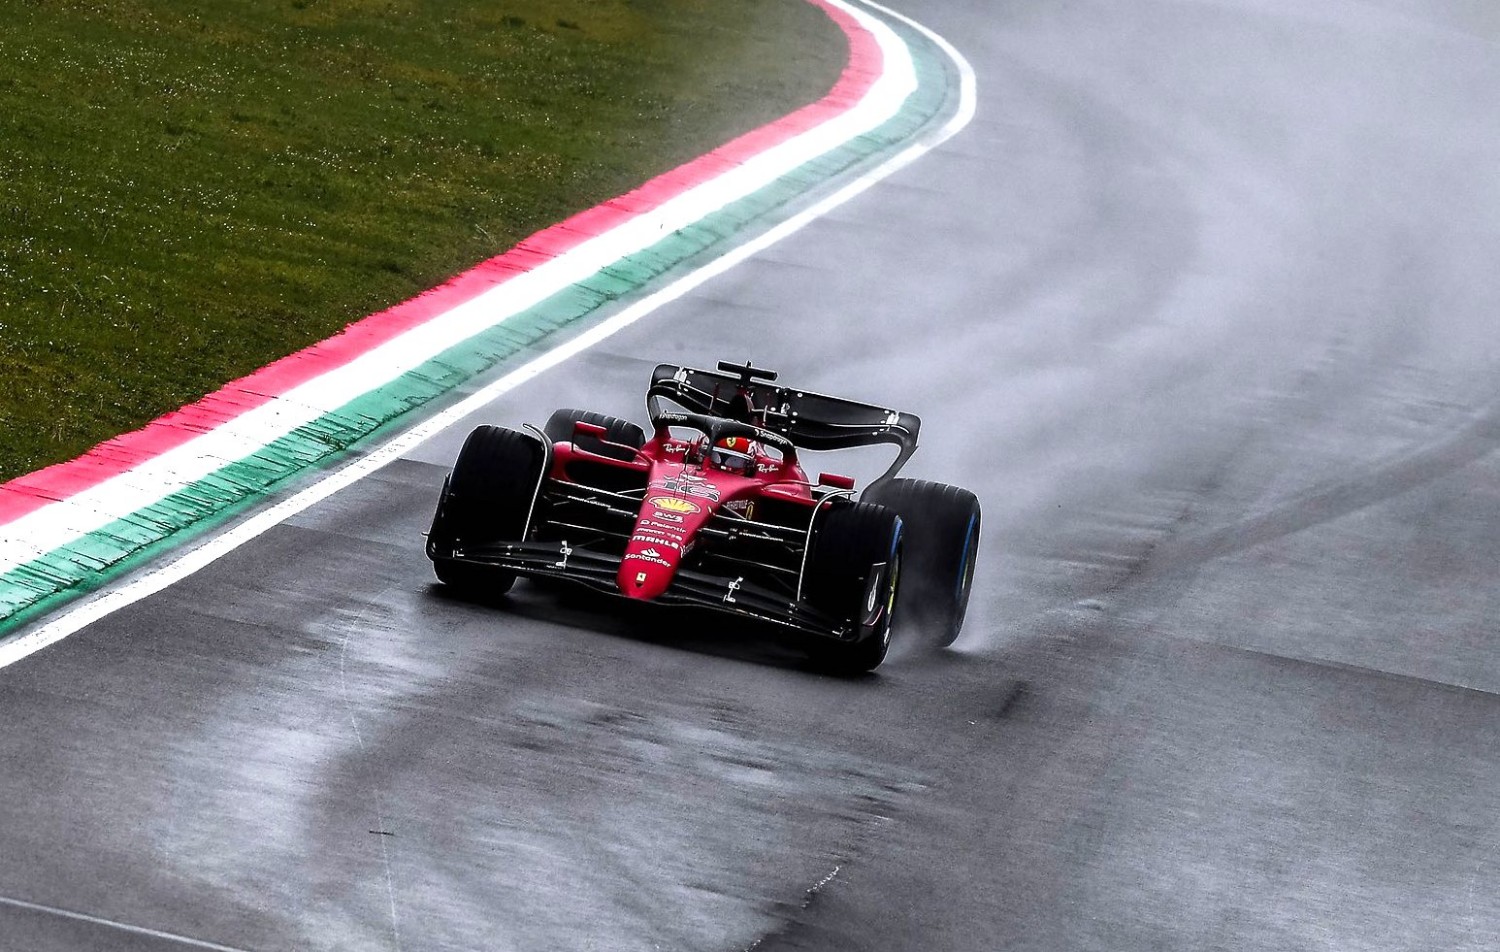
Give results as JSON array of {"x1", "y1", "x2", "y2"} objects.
[{"x1": 650, "y1": 496, "x2": 700, "y2": 515}]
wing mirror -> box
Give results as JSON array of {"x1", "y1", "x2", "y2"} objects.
[
  {"x1": 818, "y1": 473, "x2": 856, "y2": 490},
  {"x1": 571, "y1": 420, "x2": 647, "y2": 463}
]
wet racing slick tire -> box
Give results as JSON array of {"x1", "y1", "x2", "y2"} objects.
[
  {"x1": 863, "y1": 478, "x2": 980, "y2": 647},
  {"x1": 428, "y1": 424, "x2": 546, "y2": 596},
  {"x1": 543, "y1": 408, "x2": 646, "y2": 462},
  {"x1": 803, "y1": 502, "x2": 903, "y2": 675}
]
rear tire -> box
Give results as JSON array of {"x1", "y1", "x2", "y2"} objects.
[
  {"x1": 543, "y1": 408, "x2": 645, "y2": 462},
  {"x1": 803, "y1": 502, "x2": 903, "y2": 675},
  {"x1": 862, "y1": 478, "x2": 980, "y2": 647},
  {"x1": 428, "y1": 425, "x2": 546, "y2": 596}
]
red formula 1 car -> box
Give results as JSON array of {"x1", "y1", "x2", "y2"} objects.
[{"x1": 425, "y1": 360, "x2": 980, "y2": 673}]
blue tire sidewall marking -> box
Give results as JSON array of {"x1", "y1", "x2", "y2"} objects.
[{"x1": 954, "y1": 512, "x2": 978, "y2": 601}]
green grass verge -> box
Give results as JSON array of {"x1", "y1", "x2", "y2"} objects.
[{"x1": 0, "y1": 0, "x2": 845, "y2": 482}]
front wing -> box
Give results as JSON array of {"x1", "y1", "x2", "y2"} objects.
[
  {"x1": 436, "y1": 539, "x2": 856, "y2": 641},
  {"x1": 428, "y1": 473, "x2": 858, "y2": 640}
]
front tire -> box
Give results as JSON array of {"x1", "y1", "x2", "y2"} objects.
[
  {"x1": 428, "y1": 425, "x2": 546, "y2": 596},
  {"x1": 862, "y1": 478, "x2": 980, "y2": 647},
  {"x1": 802, "y1": 502, "x2": 903, "y2": 675}
]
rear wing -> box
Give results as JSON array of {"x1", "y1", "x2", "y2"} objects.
[{"x1": 646, "y1": 362, "x2": 922, "y2": 484}]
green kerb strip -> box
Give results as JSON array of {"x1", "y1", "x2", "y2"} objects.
[{"x1": 0, "y1": 15, "x2": 960, "y2": 636}]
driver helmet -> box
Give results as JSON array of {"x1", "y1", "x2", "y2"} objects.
[{"x1": 708, "y1": 436, "x2": 757, "y2": 476}]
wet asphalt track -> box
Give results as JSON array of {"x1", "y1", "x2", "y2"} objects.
[{"x1": 5, "y1": 0, "x2": 1500, "y2": 948}]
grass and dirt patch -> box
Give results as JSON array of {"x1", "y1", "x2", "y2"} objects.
[{"x1": 0, "y1": 0, "x2": 845, "y2": 481}]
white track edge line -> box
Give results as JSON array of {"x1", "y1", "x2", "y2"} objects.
[
  {"x1": 0, "y1": 1, "x2": 976, "y2": 671},
  {"x1": 0, "y1": 893, "x2": 252, "y2": 952}
]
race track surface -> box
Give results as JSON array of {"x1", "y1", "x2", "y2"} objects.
[{"x1": 4, "y1": 0, "x2": 1500, "y2": 948}]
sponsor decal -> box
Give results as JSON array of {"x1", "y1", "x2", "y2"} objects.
[
  {"x1": 650, "y1": 496, "x2": 700, "y2": 515},
  {"x1": 640, "y1": 547, "x2": 663, "y2": 559},
  {"x1": 724, "y1": 499, "x2": 758, "y2": 520},
  {"x1": 635, "y1": 571, "x2": 648, "y2": 587},
  {"x1": 632, "y1": 534, "x2": 681, "y2": 551},
  {"x1": 626, "y1": 552, "x2": 674, "y2": 568},
  {"x1": 637, "y1": 519, "x2": 685, "y2": 537},
  {"x1": 657, "y1": 475, "x2": 720, "y2": 501},
  {"x1": 649, "y1": 510, "x2": 685, "y2": 524},
  {"x1": 757, "y1": 462, "x2": 781, "y2": 475}
]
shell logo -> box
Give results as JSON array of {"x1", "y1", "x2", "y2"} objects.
[{"x1": 650, "y1": 496, "x2": 700, "y2": 515}]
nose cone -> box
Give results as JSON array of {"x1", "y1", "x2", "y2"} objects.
[
  {"x1": 618, "y1": 544, "x2": 679, "y2": 600},
  {"x1": 618, "y1": 494, "x2": 704, "y2": 599}
]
